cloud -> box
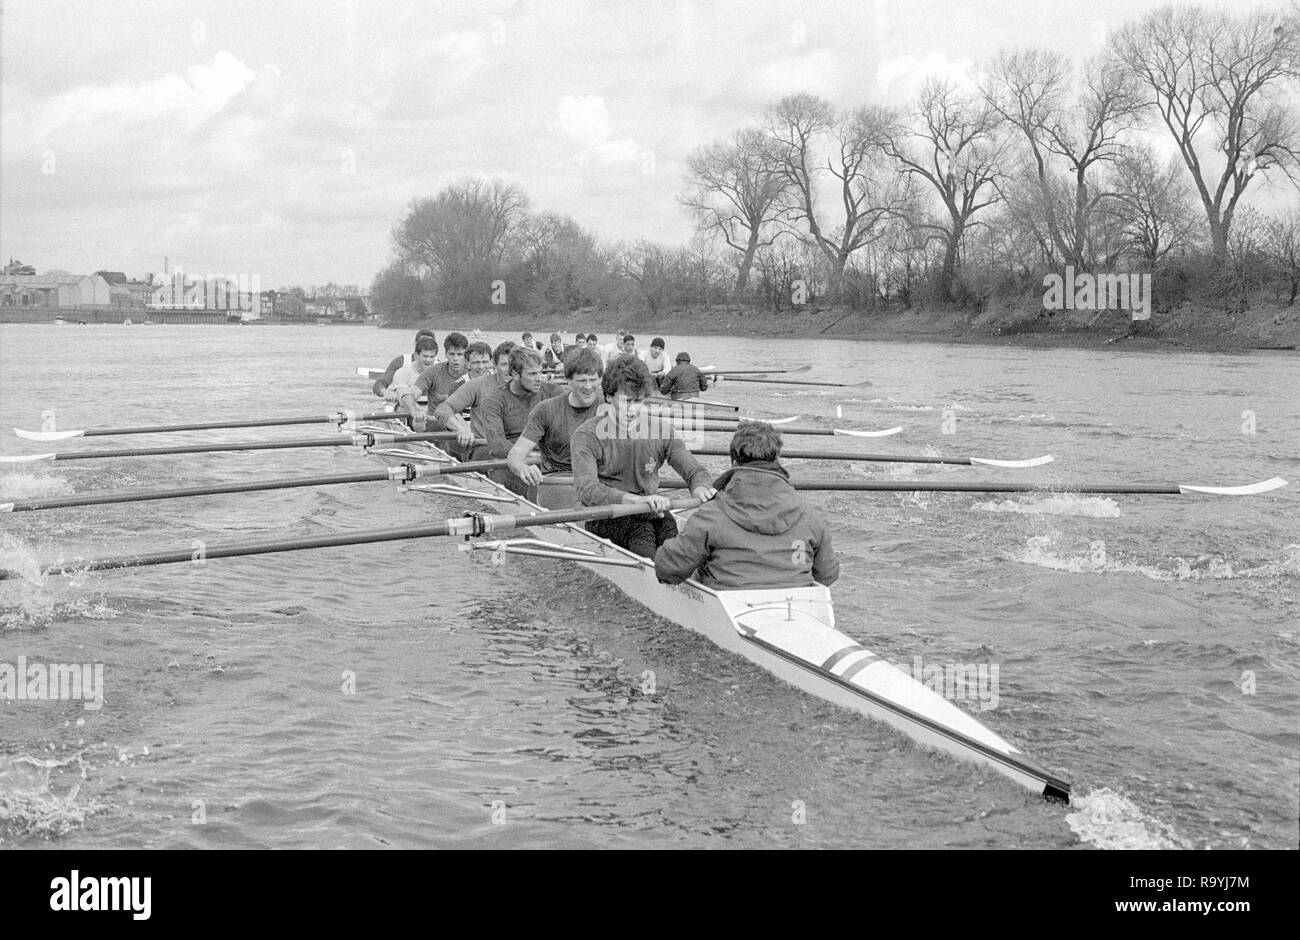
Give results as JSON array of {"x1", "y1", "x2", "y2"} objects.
[
  {"x1": 553, "y1": 95, "x2": 642, "y2": 165},
  {"x1": 876, "y1": 52, "x2": 978, "y2": 101}
]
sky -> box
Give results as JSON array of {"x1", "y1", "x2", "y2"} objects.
[{"x1": 0, "y1": 0, "x2": 1290, "y2": 288}]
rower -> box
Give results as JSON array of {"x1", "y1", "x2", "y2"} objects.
[
  {"x1": 401, "y1": 332, "x2": 469, "y2": 431},
  {"x1": 606, "y1": 332, "x2": 638, "y2": 367},
  {"x1": 373, "y1": 329, "x2": 436, "y2": 400},
  {"x1": 543, "y1": 332, "x2": 567, "y2": 369},
  {"x1": 658, "y1": 351, "x2": 710, "y2": 400},
  {"x1": 570, "y1": 356, "x2": 716, "y2": 558},
  {"x1": 479, "y1": 347, "x2": 565, "y2": 495},
  {"x1": 521, "y1": 331, "x2": 544, "y2": 352},
  {"x1": 389, "y1": 334, "x2": 442, "y2": 411},
  {"x1": 434, "y1": 340, "x2": 515, "y2": 460},
  {"x1": 641, "y1": 337, "x2": 670, "y2": 379},
  {"x1": 507, "y1": 347, "x2": 604, "y2": 508},
  {"x1": 655, "y1": 422, "x2": 839, "y2": 589}
]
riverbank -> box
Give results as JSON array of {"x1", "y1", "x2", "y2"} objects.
[{"x1": 392, "y1": 299, "x2": 1299, "y2": 352}]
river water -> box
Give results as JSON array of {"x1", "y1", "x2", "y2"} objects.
[{"x1": 0, "y1": 323, "x2": 1295, "y2": 849}]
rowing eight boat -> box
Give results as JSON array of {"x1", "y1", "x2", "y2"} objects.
[{"x1": 357, "y1": 413, "x2": 1071, "y2": 802}]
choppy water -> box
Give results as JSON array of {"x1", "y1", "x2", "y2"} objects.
[{"x1": 0, "y1": 323, "x2": 1296, "y2": 849}]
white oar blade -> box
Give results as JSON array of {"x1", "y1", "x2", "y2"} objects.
[
  {"x1": 356, "y1": 366, "x2": 378, "y2": 377},
  {"x1": 0, "y1": 453, "x2": 57, "y2": 463},
  {"x1": 746, "y1": 415, "x2": 800, "y2": 425},
  {"x1": 969, "y1": 455, "x2": 1056, "y2": 469},
  {"x1": 1178, "y1": 477, "x2": 1288, "y2": 496},
  {"x1": 13, "y1": 428, "x2": 85, "y2": 442},
  {"x1": 833, "y1": 426, "x2": 903, "y2": 438}
]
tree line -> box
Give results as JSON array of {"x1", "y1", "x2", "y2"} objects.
[{"x1": 372, "y1": 3, "x2": 1300, "y2": 326}]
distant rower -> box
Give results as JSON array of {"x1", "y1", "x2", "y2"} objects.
[
  {"x1": 402, "y1": 332, "x2": 469, "y2": 431},
  {"x1": 641, "y1": 337, "x2": 670, "y2": 379},
  {"x1": 373, "y1": 329, "x2": 436, "y2": 400},
  {"x1": 570, "y1": 357, "x2": 716, "y2": 558},
  {"x1": 655, "y1": 422, "x2": 839, "y2": 589}
]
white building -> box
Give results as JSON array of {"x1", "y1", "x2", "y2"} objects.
[{"x1": 0, "y1": 273, "x2": 112, "y2": 307}]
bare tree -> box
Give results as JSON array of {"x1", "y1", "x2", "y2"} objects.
[
  {"x1": 1111, "y1": 5, "x2": 1300, "y2": 263},
  {"x1": 764, "y1": 96, "x2": 911, "y2": 298},
  {"x1": 679, "y1": 128, "x2": 787, "y2": 293},
  {"x1": 1263, "y1": 208, "x2": 1300, "y2": 304},
  {"x1": 1109, "y1": 144, "x2": 1203, "y2": 264},
  {"x1": 881, "y1": 79, "x2": 1006, "y2": 302},
  {"x1": 982, "y1": 50, "x2": 1139, "y2": 269}
]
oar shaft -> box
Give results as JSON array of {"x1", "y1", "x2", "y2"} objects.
[
  {"x1": 47, "y1": 431, "x2": 458, "y2": 460},
  {"x1": 721, "y1": 377, "x2": 864, "y2": 388},
  {"x1": 688, "y1": 446, "x2": 972, "y2": 464},
  {"x1": 3, "y1": 455, "x2": 527, "y2": 512},
  {"x1": 538, "y1": 476, "x2": 1183, "y2": 495},
  {"x1": 9, "y1": 496, "x2": 700, "y2": 579},
  {"x1": 73, "y1": 412, "x2": 408, "y2": 437}
]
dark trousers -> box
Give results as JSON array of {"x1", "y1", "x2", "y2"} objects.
[{"x1": 586, "y1": 512, "x2": 679, "y2": 559}]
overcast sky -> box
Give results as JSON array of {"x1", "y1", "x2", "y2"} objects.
[{"x1": 0, "y1": 0, "x2": 1285, "y2": 288}]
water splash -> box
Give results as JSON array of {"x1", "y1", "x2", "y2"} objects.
[
  {"x1": 0, "y1": 470, "x2": 73, "y2": 500},
  {"x1": 0, "y1": 753, "x2": 105, "y2": 841},
  {"x1": 1066, "y1": 787, "x2": 1191, "y2": 849},
  {"x1": 1013, "y1": 534, "x2": 1295, "y2": 582},
  {"x1": 973, "y1": 495, "x2": 1122, "y2": 518}
]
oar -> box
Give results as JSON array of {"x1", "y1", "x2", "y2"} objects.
[
  {"x1": 0, "y1": 430, "x2": 474, "y2": 464},
  {"x1": 679, "y1": 423, "x2": 902, "y2": 438},
  {"x1": 13, "y1": 411, "x2": 410, "y2": 442},
  {"x1": 575, "y1": 476, "x2": 1288, "y2": 496},
  {"x1": 687, "y1": 447, "x2": 1054, "y2": 468},
  {"x1": 0, "y1": 456, "x2": 539, "y2": 513},
  {"x1": 3, "y1": 498, "x2": 702, "y2": 579},
  {"x1": 716, "y1": 375, "x2": 871, "y2": 388},
  {"x1": 698, "y1": 366, "x2": 811, "y2": 376},
  {"x1": 650, "y1": 407, "x2": 802, "y2": 425},
  {"x1": 645, "y1": 397, "x2": 738, "y2": 413}
]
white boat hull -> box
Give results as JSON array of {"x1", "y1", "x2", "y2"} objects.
[{"x1": 362, "y1": 422, "x2": 1070, "y2": 802}]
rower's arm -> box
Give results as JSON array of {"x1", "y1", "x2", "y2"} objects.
[
  {"x1": 507, "y1": 435, "x2": 543, "y2": 484},
  {"x1": 433, "y1": 381, "x2": 474, "y2": 427},
  {"x1": 371, "y1": 354, "x2": 404, "y2": 397},
  {"x1": 571, "y1": 430, "x2": 626, "y2": 506},
  {"x1": 481, "y1": 394, "x2": 511, "y2": 459},
  {"x1": 665, "y1": 436, "x2": 713, "y2": 494},
  {"x1": 811, "y1": 522, "x2": 841, "y2": 586}
]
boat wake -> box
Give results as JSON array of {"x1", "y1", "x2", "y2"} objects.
[
  {"x1": 1012, "y1": 535, "x2": 1300, "y2": 582},
  {"x1": 1066, "y1": 787, "x2": 1191, "y2": 849}
]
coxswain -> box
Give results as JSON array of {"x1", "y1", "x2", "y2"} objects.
[
  {"x1": 373, "y1": 329, "x2": 436, "y2": 399},
  {"x1": 507, "y1": 347, "x2": 604, "y2": 507},
  {"x1": 570, "y1": 356, "x2": 716, "y2": 558},
  {"x1": 655, "y1": 422, "x2": 839, "y2": 589},
  {"x1": 658, "y1": 351, "x2": 710, "y2": 400}
]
